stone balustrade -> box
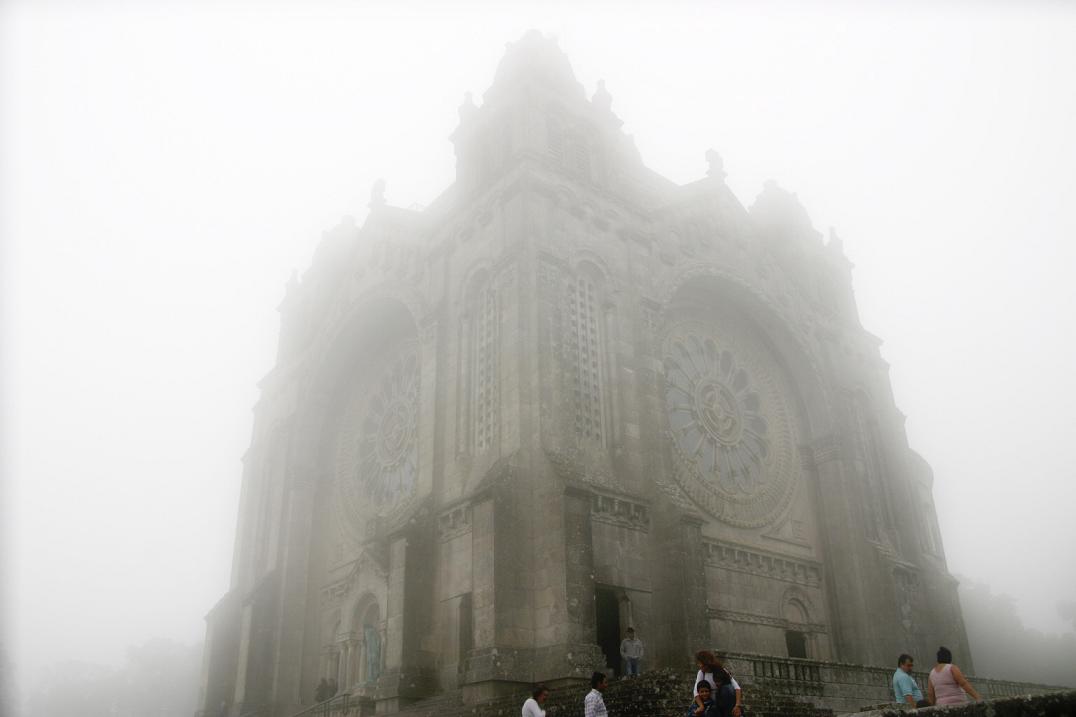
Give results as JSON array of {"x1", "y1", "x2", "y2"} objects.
[{"x1": 719, "y1": 651, "x2": 1064, "y2": 714}]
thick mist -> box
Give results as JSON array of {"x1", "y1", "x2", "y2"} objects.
[{"x1": 3, "y1": 2, "x2": 1075, "y2": 715}]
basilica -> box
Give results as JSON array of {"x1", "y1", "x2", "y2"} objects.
[{"x1": 198, "y1": 31, "x2": 970, "y2": 717}]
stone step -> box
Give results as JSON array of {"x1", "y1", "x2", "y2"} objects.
[{"x1": 317, "y1": 669, "x2": 835, "y2": 717}]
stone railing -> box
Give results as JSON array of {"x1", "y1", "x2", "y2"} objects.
[
  {"x1": 720, "y1": 651, "x2": 1065, "y2": 714},
  {"x1": 290, "y1": 693, "x2": 369, "y2": 717}
]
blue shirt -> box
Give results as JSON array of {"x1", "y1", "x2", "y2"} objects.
[
  {"x1": 686, "y1": 698, "x2": 713, "y2": 717},
  {"x1": 892, "y1": 669, "x2": 923, "y2": 703}
]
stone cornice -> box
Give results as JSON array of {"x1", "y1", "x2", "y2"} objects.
[
  {"x1": 703, "y1": 539, "x2": 822, "y2": 588},
  {"x1": 708, "y1": 607, "x2": 827, "y2": 634}
]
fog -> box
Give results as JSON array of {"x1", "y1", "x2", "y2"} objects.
[{"x1": 3, "y1": 1, "x2": 1075, "y2": 713}]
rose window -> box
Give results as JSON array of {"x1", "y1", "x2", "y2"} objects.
[
  {"x1": 356, "y1": 351, "x2": 419, "y2": 509},
  {"x1": 662, "y1": 320, "x2": 796, "y2": 526}
]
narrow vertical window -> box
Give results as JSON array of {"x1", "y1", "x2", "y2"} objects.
[
  {"x1": 547, "y1": 115, "x2": 565, "y2": 164},
  {"x1": 470, "y1": 280, "x2": 499, "y2": 452},
  {"x1": 567, "y1": 272, "x2": 605, "y2": 444}
]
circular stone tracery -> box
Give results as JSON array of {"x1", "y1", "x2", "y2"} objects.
[
  {"x1": 663, "y1": 320, "x2": 796, "y2": 526},
  {"x1": 695, "y1": 378, "x2": 746, "y2": 446}
]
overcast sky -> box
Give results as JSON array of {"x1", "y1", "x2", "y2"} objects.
[{"x1": 4, "y1": 0, "x2": 1075, "y2": 700}]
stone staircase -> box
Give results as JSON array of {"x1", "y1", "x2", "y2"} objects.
[{"x1": 390, "y1": 668, "x2": 834, "y2": 717}]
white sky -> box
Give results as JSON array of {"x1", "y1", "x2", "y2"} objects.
[{"x1": 4, "y1": 0, "x2": 1075, "y2": 700}]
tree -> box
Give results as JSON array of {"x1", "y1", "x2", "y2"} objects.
[
  {"x1": 22, "y1": 639, "x2": 202, "y2": 717},
  {"x1": 958, "y1": 579, "x2": 1076, "y2": 688}
]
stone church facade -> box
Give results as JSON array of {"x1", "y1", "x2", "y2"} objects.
[{"x1": 198, "y1": 32, "x2": 971, "y2": 717}]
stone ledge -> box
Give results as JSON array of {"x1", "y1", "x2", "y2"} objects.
[{"x1": 845, "y1": 689, "x2": 1076, "y2": 717}]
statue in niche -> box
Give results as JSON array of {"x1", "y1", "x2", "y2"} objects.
[{"x1": 363, "y1": 623, "x2": 382, "y2": 683}]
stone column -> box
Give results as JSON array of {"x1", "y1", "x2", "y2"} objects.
[
  {"x1": 340, "y1": 642, "x2": 352, "y2": 689},
  {"x1": 650, "y1": 499, "x2": 707, "y2": 667},
  {"x1": 267, "y1": 394, "x2": 330, "y2": 714},
  {"x1": 470, "y1": 496, "x2": 496, "y2": 653},
  {"x1": 809, "y1": 433, "x2": 873, "y2": 664},
  {"x1": 379, "y1": 623, "x2": 388, "y2": 677},
  {"x1": 563, "y1": 486, "x2": 597, "y2": 645},
  {"x1": 354, "y1": 637, "x2": 366, "y2": 688},
  {"x1": 377, "y1": 532, "x2": 435, "y2": 713}
]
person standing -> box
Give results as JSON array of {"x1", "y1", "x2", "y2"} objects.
[
  {"x1": 892, "y1": 654, "x2": 929, "y2": 708},
  {"x1": 522, "y1": 684, "x2": 549, "y2": 717},
  {"x1": 620, "y1": 627, "x2": 644, "y2": 677},
  {"x1": 928, "y1": 646, "x2": 981, "y2": 706},
  {"x1": 584, "y1": 671, "x2": 608, "y2": 717},
  {"x1": 712, "y1": 653, "x2": 743, "y2": 716},
  {"x1": 314, "y1": 678, "x2": 330, "y2": 703}
]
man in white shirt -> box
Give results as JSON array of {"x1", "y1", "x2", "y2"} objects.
[
  {"x1": 521, "y1": 684, "x2": 549, "y2": 717},
  {"x1": 619, "y1": 627, "x2": 644, "y2": 677},
  {"x1": 584, "y1": 671, "x2": 608, "y2": 717}
]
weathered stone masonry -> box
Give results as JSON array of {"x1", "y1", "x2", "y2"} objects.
[{"x1": 198, "y1": 31, "x2": 975, "y2": 717}]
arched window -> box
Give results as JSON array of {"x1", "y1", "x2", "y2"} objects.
[{"x1": 781, "y1": 592, "x2": 812, "y2": 659}]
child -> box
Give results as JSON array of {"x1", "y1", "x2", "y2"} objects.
[{"x1": 688, "y1": 681, "x2": 715, "y2": 717}]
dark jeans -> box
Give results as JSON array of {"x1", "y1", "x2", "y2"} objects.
[{"x1": 624, "y1": 657, "x2": 640, "y2": 675}]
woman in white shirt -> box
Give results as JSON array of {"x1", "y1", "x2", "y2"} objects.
[
  {"x1": 693, "y1": 650, "x2": 743, "y2": 717},
  {"x1": 521, "y1": 684, "x2": 549, "y2": 717}
]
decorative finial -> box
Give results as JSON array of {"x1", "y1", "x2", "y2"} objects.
[
  {"x1": 369, "y1": 178, "x2": 386, "y2": 208},
  {"x1": 458, "y1": 91, "x2": 477, "y2": 122},
  {"x1": 705, "y1": 149, "x2": 726, "y2": 180},
  {"x1": 828, "y1": 227, "x2": 845, "y2": 252},
  {"x1": 592, "y1": 79, "x2": 613, "y2": 113}
]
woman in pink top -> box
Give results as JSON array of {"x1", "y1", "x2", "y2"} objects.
[{"x1": 927, "y1": 646, "x2": 981, "y2": 706}]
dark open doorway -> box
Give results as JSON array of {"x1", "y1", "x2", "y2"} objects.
[
  {"x1": 595, "y1": 587, "x2": 621, "y2": 676},
  {"x1": 785, "y1": 630, "x2": 807, "y2": 658}
]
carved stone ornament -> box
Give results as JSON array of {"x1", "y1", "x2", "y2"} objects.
[
  {"x1": 662, "y1": 318, "x2": 798, "y2": 526},
  {"x1": 334, "y1": 342, "x2": 420, "y2": 540}
]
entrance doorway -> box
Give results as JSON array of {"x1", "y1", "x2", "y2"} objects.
[{"x1": 595, "y1": 587, "x2": 622, "y2": 676}]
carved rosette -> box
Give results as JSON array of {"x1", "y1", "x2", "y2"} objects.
[
  {"x1": 662, "y1": 319, "x2": 797, "y2": 526},
  {"x1": 334, "y1": 343, "x2": 420, "y2": 540}
]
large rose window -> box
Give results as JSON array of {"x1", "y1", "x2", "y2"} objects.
[
  {"x1": 356, "y1": 351, "x2": 419, "y2": 507},
  {"x1": 336, "y1": 345, "x2": 420, "y2": 534},
  {"x1": 663, "y1": 321, "x2": 796, "y2": 526}
]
